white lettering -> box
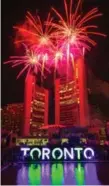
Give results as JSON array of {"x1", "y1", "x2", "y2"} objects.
[
  {"x1": 42, "y1": 148, "x2": 50, "y2": 160},
  {"x1": 20, "y1": 147, "x2": 95, "y2": 160},
  {"x1": 74, "y1": 147, "x2": 83, "y2": 160},
  {"x1": 21, "y1": 147, "x2": 30, "y2": 156},
  {"x1": 84, "y1": 148, "x2": 94, "y2": 159},
  {"x1": 52, "y1": 148, "x2": 63, "y2": 160},
  {"x1": 64, "y1": 148, "x2": 74, "y2": 159},
  {"x1": 30, "y1": 148, "x2": 41, "y2": 159}
]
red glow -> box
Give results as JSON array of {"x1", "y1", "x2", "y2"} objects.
[
  {"x1": 51, "y1": 0, "x2": 106, "y2": 53},
  {"x1": 4, "y1": 45, "x2": 42, "y2": 79},
  {"x1": 5, "y1": 0, "x2": 106, "y2": 78},
  {"x1": 4, "y1": 0, "x2": 106, "y2": 136},
  {"x1": 23, "y1": 73, "x2": 35, "y2": 136}
]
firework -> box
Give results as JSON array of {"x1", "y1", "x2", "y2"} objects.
[
  {"x1": 5, "y1": 0, "x2": 105, "y2": 79},
  {"x1": 48, "y1": 0, "x2": 106, "y2": 78},
  {"x1": 51, "y1": 0, "x2": 106, "y2": 51},
  {"x1": 14, "y1": 12, "x2": 54, "y2": 49},
  {"x1": 4, "y1": 45, "x2": 44, "y2": 79},
  {"x1": 13, "y1": 12, "x2": 55, "y2": 79}
]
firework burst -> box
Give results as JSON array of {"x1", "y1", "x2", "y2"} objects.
[
  {"x1": 4, "y1": 0, "x2": 106, "y2": 79},
  {"x1": 48, "y1": 0, "x2": 106, "y2": 78},
  {"x1": 51, "y1": 0, "x2": 106, "y2": 52},
  {"x1": 14, "y1": 12, "x2": 55, "y2": 79},
  {"x1": 14, "y1": 11, "x2": 54, "y2": 49},
  {"x1": 4, "y1": 45, "x2": 44, "y2": 79}
]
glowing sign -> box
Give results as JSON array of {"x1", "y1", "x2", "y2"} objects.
[
  {"x1": 16, "y1": 138, "x2": 48, "y2": 146},
  {"x1": 16, "y1": 138, "x2": 69, "y2": 146},
  {"x1": 20, "y1": 147, "x2": 95, "y2": 160}
]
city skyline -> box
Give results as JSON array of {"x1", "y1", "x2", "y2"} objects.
[{"x1": 2, "y1": 0, "x2": 109, "y2": 106}]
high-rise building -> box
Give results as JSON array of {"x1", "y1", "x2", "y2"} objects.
[
  {"x1": 55, "y1": 56, "x2": 89, "y2": 128},
  {"x1": 23, "y1": 73, "x2": 49, "y2": 136},
  {"x1": 23, "y1": 57, "x2": 89, "y2": 136},
  {"x1": 55, "y1": 77, "x2": 79, "y2": 126}
]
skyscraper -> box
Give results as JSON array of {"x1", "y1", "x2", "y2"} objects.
[
  {"x1": 23, "y1": 73, "x2": 49, "y2": 136},
  {"x1": 23, "y1": 57, "x2": 89, "y2": 136},
  {"x1": 55, "y1": 56, "x2": 89, "y2": 128}
]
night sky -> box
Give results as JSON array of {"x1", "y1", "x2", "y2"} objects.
[{"x1": 2, "y1": 0, "x2": 109, "y2": 106}]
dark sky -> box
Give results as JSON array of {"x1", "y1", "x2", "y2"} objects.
[{"x1": 2, "y1": 0, "x2": 109, "y2": 106}]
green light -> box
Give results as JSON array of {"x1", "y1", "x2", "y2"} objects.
[
  {"x1": 28, "y1": 164, "x2": 41, "y2": 185},
  {"x1": 75, "y1": 163, "x2": 85, "y2": 185},
  {"x1": 51, "y1": 163, "x2": 64, "y2": 185}
]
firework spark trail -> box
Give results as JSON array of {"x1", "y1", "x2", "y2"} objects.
[
  {"x1": 4, "y1": 45, "x2": 43, "y2": 79},
  {"x1": 14, "y1": 12, "x2": 54, "y2": 48},
  {"x1": 54, "y1": 50, "x2": 63, "y2": 79},
  {"x1": 49, "y1": 0, "x2": 106, "y2": 78},
  {"x1": 51, "y1": 0, "x2": 106, "y2": 48},
  {"x1": 4, "y1": 0, "x2": 106, "y2": 80},
  {"x1": 41, "y1": 54, "x2": 49, "y2": 84},
  {"x1": 14, "y1": 12, "x2": 56, "y2": 79}
]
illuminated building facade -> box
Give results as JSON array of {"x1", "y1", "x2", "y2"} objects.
[
  {"x1": 55, "y1": 77, "x2": 79, "y2": 126},
  {"x1": 23, "y1": 73, "x2": 49, "y2": 136},
  {"x1": 23, "y1": 57, "x2": 89, "y2": 136},
  {"x1": 1, "y1": 103, "x2": 23, "y2": 134},
  {"x1": 55, "y1": 56, "x2": 89, "y2": 127}
]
